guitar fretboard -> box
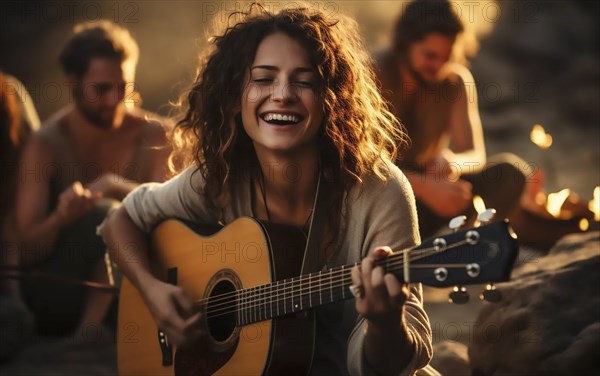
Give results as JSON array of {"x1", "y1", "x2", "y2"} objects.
[
  {"x1": 234, "y1": 264, "x2": 353, "y2": 325},
  {"x1": 199, "y1": 220, "x2": 511, "y2": 326}
]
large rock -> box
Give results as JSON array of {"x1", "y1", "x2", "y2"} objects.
[
  {"x1": 431, "y1": 341, "x2": 470, "y2": 376},
  {"x1": 468, "y1": 231, "x2": 600, "y2": 375}
]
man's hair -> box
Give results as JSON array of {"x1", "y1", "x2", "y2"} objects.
[
  {"x1": 393, "y1": 0, "x2": 464, "y2": 53},
  {"x1": 59, "y1": 20, "x2": 139, "y2": 77}
]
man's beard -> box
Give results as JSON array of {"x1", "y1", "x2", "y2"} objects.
[
  {"x1": 74, "y1": 86, "x2": 121, "y2": 129},
  {"x1": 77, "y1": 102, "x2": 119, "y2": 129},
  {"x1": 405, "y1": 58, "x2": 437, "y2": 87}
]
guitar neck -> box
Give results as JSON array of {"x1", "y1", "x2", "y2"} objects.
[
  {"x1": 232, "y1": 243, "x2": 452, "y2": 326},
  {"x1": 202, "y1": 220, "x2": 517, "y2": 326}
]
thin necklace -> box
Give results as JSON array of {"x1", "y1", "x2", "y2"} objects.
[{"x1": 257, "y1": 167, "x2": 315, "y2": 231}]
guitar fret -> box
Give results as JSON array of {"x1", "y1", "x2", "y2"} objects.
[
  {"x1": 256, "y1": 286, "x2": 260, "y2": 322},
  {"x1": 292, "y1": 277, "x2": 297, "y2": 313},
  {"x1": 284, "y1": 279, "x2": 288, "y2": 315},
  {"x1": 255, "y1": 286, "x2": 259, "y2": 322},
  {"x1": 275, "y1": 282, "x2": 278, "y2": 318},
  {"x1": 247, "y1": 287, "x2": 251, "y2": 324},
  {"x1": 252, "y1": 287, "x2": 256, "y2": 323},
  {"x1": 240, "y1": 289, "x2": 244, "y2": 326},
  {"x1": 291, "y1": 277, "x2": 295, "y2": 313},
  {"x1": 290, "y1": 277, "x2": 295, "y2": 313},
  {"x1": 341, "y1": 266, "x2": 345, "y2": 299},
  {"x1": 243, "y1": 289, "x2": 246, "y2": 325},
  {"x1": 329, "y1": 269, "x2": 333, "y2": 302},
  {"x1": 258, "y1": 285, "x2": 262, "y2": 322},
  {"x1": 289, "y1": 278, "x2": 294, "y2": 313},
  {"x1": 319, "y1": 271, "x2": 323, "y2": 305},
  {"x1": 236, "y1": 289, "x2": 240, "y2": 325},
  {"x1": 308, "y1": 273, "x2": 312, "y2": 308},
  {"x1": 299, "y1": 276, "x2": 303, "y2": 311},
  {"x1": 257, "y1": 286, "x2": 261, "y2": 322},
  {"x1": 292, "y1": 277, "x2": 296, "y2": 313},
  {"x1": 263, "y1": 285, "x2": 267, "y2": 320},
  {"x1": 269, "y1": 284, "x2": 273, "y2": 318},
  {"x1": 262, "y1": 285, "x2": 266, "y2": 321}
]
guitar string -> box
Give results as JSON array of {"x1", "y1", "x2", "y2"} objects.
[
  {"x1": 198, "y1": 239, "x2": 472, "y2": 318},
  {"x1": 199, "y1": 239, "x2": 469, "y2": 316},
  {"x1": 205, "y1": 246, "x2": 469, "y2": 321},
  {"x1": 194, "y1": 241, "x2": 437, "y2": 310}
]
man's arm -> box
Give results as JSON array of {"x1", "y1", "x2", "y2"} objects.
[
  {"x1": 404, "y1": 170, "x2": 472, "y2": 218},
  {"x1": 86, "y1": 173, "x2": 139, "y2": 201},
  {"x1": 16, "y1": 136, "x2": 100, "y2": 265},
  {"x1": 439, "y1": 64, "x2": 486, "y2": 174}
]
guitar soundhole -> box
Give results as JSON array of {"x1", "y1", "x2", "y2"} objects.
[{"x1": 206, "y1": 279, "x2": 237, "y2": 343}]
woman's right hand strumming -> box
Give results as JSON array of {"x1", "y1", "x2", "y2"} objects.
[
  {"x1": 100, "y1": 206, "x2": 203, "y2": 348},
  {"x1": 139, "y1": 278, "x2": 203, "y2": 347}
]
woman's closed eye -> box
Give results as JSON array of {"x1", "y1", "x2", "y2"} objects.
[
  {"x1": 293, "y1": 81, "x2": 315, "y2": 88},
  {"x1": 252, "y1": 77, "x2": 274, "y2": 84}
]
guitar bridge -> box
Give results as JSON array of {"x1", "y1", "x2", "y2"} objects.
[
  {"x1": 158, "y1": 330, "x2": 173, "y2": 366},
  {"x1": 157, "y1": 267, "x2": 178, "y2": 366}
]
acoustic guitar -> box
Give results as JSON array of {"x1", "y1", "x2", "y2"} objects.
[{"x1": 117, "y1": 217, "x2": 518, "y2": 375}]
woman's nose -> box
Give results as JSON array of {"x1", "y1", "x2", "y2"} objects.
[{"x1": 271, "y1": 79, "x2": 297, "y2": 103}]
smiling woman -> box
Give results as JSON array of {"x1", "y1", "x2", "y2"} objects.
[
  {"x1": 241, "y1": 33, "x2": 323, "y2": 158},
  {"x1": 100, "y1": 2, "x2": 436, "y2": 375}
]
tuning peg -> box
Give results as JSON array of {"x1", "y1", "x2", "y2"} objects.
[
  {"x1": 449, "y1": 215, "x2": 467, "y2": 232},
  {"x1": 479, "y1": 283, "x2": 502, "y2": 303},
  {"x1": 476, "y1": 208, "x2": 497, "y2": 225},
  {"x1": 448, "y1": 285, "x2": 469, "y2": 304}
]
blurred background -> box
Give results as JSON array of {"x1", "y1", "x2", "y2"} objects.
[{"x1": 1, "y1": 0, "x2": 598, "y2": 198}]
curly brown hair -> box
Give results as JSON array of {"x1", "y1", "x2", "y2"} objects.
[{"x1": 171, "y1": 3, "x2": 406, "y2": 232}]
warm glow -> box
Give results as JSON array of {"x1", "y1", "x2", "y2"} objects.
[
  {"x1": 546, "y1": 188, "x2": 571, "y2": 218},
  {"x1": 530, "y1": 124, "x2": 553, "y2": 149},
  {"x1": 473, "y1": 195, "x2": 486, "y2": 214},
  {"x1": 579, "y1": 218, "x2": 589, "y2": 231},
  {"x1": 590, "y1": 186, "x2": 600, "y2": 222},
  {"x1": 125, "y1": 99, "x2": 135, "y2": 109},
  {"x1": 535, "y1": 192, "x2": 547, "y2": 206}
]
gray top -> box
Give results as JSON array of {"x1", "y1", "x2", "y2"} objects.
[{"x1": 122, "y1": 160, "x2": 437, "y2": 375}]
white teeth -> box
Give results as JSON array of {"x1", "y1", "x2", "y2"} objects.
[{"x1": 262, "y1": 113, "x2": 300, "y2": 123}]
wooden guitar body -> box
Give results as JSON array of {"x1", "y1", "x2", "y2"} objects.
[{"x1": 117, "y1": 217, "x2": 314, "y2": 376}]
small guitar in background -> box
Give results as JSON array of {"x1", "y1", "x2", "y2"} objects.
[{"x1": 117, "y1": 208, "x2": 518, "y2": 375}]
